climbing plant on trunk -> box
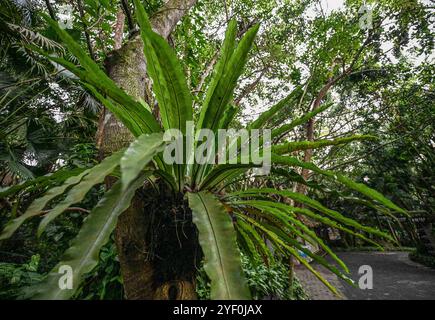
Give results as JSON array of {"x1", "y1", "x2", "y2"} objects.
[{"x1": 0, "y1": 1, "x2": 407, "y2": 300}]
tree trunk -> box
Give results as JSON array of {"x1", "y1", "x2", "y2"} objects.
[{"x1": 96, "y1": 0, "x2": 197, "y2": 300}]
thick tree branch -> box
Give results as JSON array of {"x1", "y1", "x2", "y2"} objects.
[
  {"x1": 44, "y1": 0, "x2": 56, "y2": 20},
  {"x1": 121, "y1": 0, "x2": 135, "y2": 32},
  {"x1": 302, "y1": 32, "x2": 375, "y2": 167},
  {"x1": 77, "y1": 0, "x2": 95, "y2": 60},
  {"x1": 234, "y1": 70, "x2": 265, "y2": 105},
  {"x1": 150, "y1": 0, "x2": 197, "y2": 39},
  {"x1": 114, "y1": 8, "x2": 126, "y2": 50},
  {"x1": 296, "y1": 29, "x2": 379, "y2": 199}
]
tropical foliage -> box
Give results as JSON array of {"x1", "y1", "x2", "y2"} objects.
[
  {"x1": 0, "y1": 0, "x2": 411, "y2": 300},
  {"x1": 1, "y1": 0, "x2": 432, "y2": 301}
]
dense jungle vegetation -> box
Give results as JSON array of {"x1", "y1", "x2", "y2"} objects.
[{"x1": 0, "y1": 0, "x2": 433, "y2": 300}]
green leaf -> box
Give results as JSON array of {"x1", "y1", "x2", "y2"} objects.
[
  {"x1": 40, "y1": 14, "x2": 160, "y2": 135},
  {"x1": 192, "y1": 23, "x2": 259, "y2": 184},
  {"x1": 235, "y1": 223, "x2": 260, "y2": 261},
  {"x1": 37, "y1": 151, "x2": 124, "y2": 236},
  {"x1": 267, "y1": 221, "x2": 353, "y2": 288},
  {"x1": 229, "y1": 188, "x2": 393, "y2": 240},
  {"x1": 219, "y1": 104, "x2": 238, "y2": 130},
  {"x1": 134, "y1": 0, "x2": 193, "y2": 189},
  {"x1": 271, "y1": 167, "x2": 320, "y2": 189},
  {"x1": 210, "y1": 23, "x2": 259, "y2": 131},
  {"x1": 154, "y1": 169, "x2": 177, "y2": 192},
  {"x1": 120, "y1": 133, "x2": 166, "y2": 190},
  {"x1": 29, "y1": 46, "x2": 151, "y2": 137},
  {"x1": 197, "y1": 20, "x2": 237, "y2": 131},
  {"x1": 271, "y1": 154, "x2": 408, "y2": 215},
  {"x1": 28, "y1": 174, "x2": 147, "y2": 300},
  {"x1": 237, "y1": 214, "x2": 341, "y2": 295},
  {"x1": 0, "y1": 169, "x2": 90, "y2": 240},
  {"x1": 235, "y1": 218, "x2": 275, "y2": 265},
  {"x1": 0, "y1": 167, "x2": 86, "y2": 199},
  {"x1": 272, "y1": 135, "x2": 376, "y2": 155},
  {"x1": 230, "y1": 198, "x2": 382, "y2": 248},
  {"x1": 198, "y1": 23, "x2": 259, "y2": 132},
  {"x1": 82, "y1": 83, "x2": 146, "y2": 137},
  {"x1": 199, "y1": 164, "x2": 255, "y2": 191},
  {"x1": 132, "y1": 0, "x2": 152, "y2": 30},
  {"x1": 134, "y1": 1, "x2": 193, "y2": 132},
  {"x1": 30, "y1": 43, "x2": 153, "y2": 136},
  {"x1": 248, "y1": 86, "x2": 304, "y2": 130},
  {"x1": 271, "y1": 102, "x2": 333, "y2": 138},
  {"x1": 187, "y1": 191, "x2": 251, "y2": 299},
  {"x1": 235, "y1": 201, "x2": 348, "y2": 272}
]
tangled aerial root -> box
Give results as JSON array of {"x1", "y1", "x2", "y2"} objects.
[{"x1": 143, "y1": 182, "x2": 202, "y2": 290}]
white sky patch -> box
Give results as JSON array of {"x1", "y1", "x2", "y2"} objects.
[
  {"x1": 46, "y1": 82, "x2": 70, "y2": 123},
  {"x1": 306, "y1": 0, "x2": 345, "y2": 18},
  {"x1": 22, "y1": 154, "x2": 38, "y2": 166},
  {"x1": 240, "y1": 0, "x2": 348, "y2": 124},
  {"x1": 321, "y1": 0, "x2": 345, "y2": 14}
]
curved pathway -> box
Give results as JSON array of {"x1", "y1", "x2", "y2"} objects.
[{"x1": 295, "y1": 251, "x2": 435, "y2": 300}]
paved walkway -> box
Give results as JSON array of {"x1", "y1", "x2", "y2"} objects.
[{"x1": 295, "y1": 251, "x2": 435, "y2": 300}]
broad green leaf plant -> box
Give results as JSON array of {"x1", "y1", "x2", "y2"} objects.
[{"x1": 0, "y1": 0, "x2": 407, "y2": 300}]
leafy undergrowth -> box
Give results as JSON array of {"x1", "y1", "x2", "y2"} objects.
[
  {"x1": 0, "y1": 214, "x2": 87, "y2": 299},
  {"x1": 73, "y1": 239, "x2": 124, "y2": 300},
  {"x1": 0, "y1": 255, "x2": 42, "y2": 299},
  {"x1": 409, "y1": 251, "x2": 435, "y2": 270},
  {"x1": 1, "y1": 238, "x2": 308, "y2": 300},
  {"x1": 196, "y1": 255, "x2": 308, "y2": 300}
]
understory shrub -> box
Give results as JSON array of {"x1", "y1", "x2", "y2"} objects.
[
  {"x1": 196, "y1": 255, "x2": 308, "y2": 300},
  {"x1": 409, "y1": 251, "x2": 435, "y2": 269}
]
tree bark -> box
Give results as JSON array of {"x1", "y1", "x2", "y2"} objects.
[
  {"x1": 96, "y1": 0, "x2": 197, "y2": 300},
  {"x1": 114, "y1": 9, "x2": 125, "y2": 50},
  {"x1": 298, "y1": 33, "x2": 373, "y2": 189},
  {"x1": 150, "y1": 0, "x2": 197, "y2": 39},
  {"x1": 296, "y1": 66, "x2": 354, "y2": 197}
]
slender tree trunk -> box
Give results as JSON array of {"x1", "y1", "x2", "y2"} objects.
[
  {"x1": 96, "y1": 0, "x2": 197, "y2": 299},
  {"x1": 114, "y1": 9, "x2": 125, "y2": 50},
  {"x1": 297, "y1": 75, "x2": 340, "y2": 193},
  {"x1": 297, "y1": 35, "x2": 372, "y2": 192}
]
